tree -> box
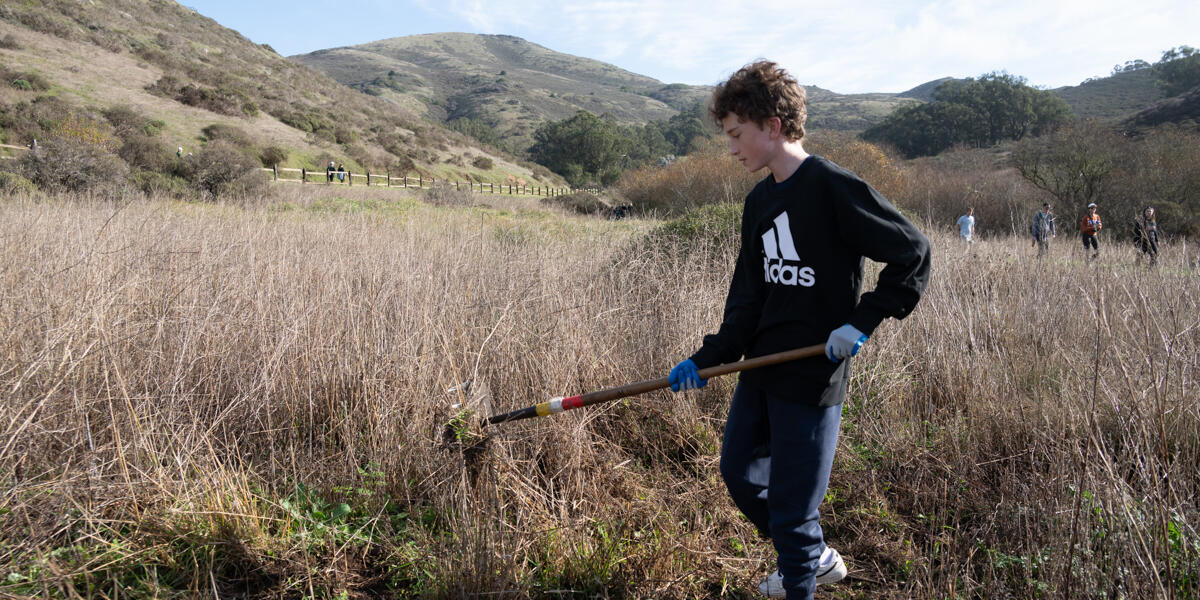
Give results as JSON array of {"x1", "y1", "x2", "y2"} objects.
[
  {"x1": 1011, "y1": 120, "x2": 1122, "y2": 210},
  {"x1": 863, "y1": 72, "x2": 1070, "y2": 158},
  {"x1": 529, "y1": 111, "x2": 631, "y2": 186},
  {"x1": 1153, "y1": 46, "x2": 1200, "y2": 97}
]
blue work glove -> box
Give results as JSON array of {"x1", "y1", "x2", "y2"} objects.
[
  {"x1": 669, "y1": 359, "x2": 707, "y2": 392},
  {"x1": 825, "y1": 324, "x2": 868, "y2": 363}
]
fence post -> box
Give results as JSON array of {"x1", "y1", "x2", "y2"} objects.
[
  {"x1": 419, "y1": 174, "x2": 423, "y2": 188},
  {"x1": 386, "y1": 169, "x2": 390, "y2": 187},
  {"x1": 455, "y1": 180, "x2": 459, "y2": 191},
  {"x1": 273, "y1": 164, "x2": 277, "y2": 181},
  {"x1": 348, "y1": 170, "x2": 352, "y2": 186},
  {"x1": 367, "y1": 171, "x2": 371, "y2": 186},
  {"x1": 301, "y1": 168, "x2": 306, "y2": 184}
]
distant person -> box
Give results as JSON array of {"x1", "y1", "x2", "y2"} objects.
[
  {"x1": 1133, "y1": 206, "x2": 1159, "y2": 265},
  {"x1": 1079, "y1": 202, "x2": 1102, "y2": 260},
  {"x1": 1030, "y1": 202, "x2": 1056, "y2": 258},
  {"x1": 28, "y1": 138, "x2": 38, "y2": 153},
  {"x1": 326, "y1": 161, "x2": 336, "y2": 183},
  {"x1": 956, "y1": 207, "x2": 976, "y2": 246},
  {"x1": 177, "y1": 146, "x2": 183, "y2": 158},
  {"x1": 337, "y1": 163, "x2": 346, "y2": 183}
]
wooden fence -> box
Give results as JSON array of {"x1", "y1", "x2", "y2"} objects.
[
  {"x1": 1, "y1": 143, "x2": 582, "y2": 196},
  {"x1": 261, "y1": 166, "x2": 586, "y2": 197}
]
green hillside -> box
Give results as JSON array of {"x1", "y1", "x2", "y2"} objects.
[
  {"x1": 291, "y1": 33, "x2": 711, "y2": 152},
  {"x1": 291, "y1": 33, "x2": 922, "y2": 149},
  {"x1": 0, "y1": 1, "x2": 558, "y2": 187},
  {"x1": 1051, "y1": 68, "x2": 1163, "y2": 120}
]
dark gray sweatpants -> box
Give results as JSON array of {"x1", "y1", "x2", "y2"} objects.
[{"x1": 720, "y1": 381, "x2": 843, "y2": 599}]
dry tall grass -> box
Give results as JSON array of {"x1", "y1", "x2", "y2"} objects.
[{"x1": 1, "y1": 190, "x2": 1197, "y2": 598}]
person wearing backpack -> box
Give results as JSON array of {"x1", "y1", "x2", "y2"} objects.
[{"x1": 1080, "y1": 203, "x2": 1102, "y2": 260}]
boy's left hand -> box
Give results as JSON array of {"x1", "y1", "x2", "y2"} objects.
[{"x1": 826, "y1": 324, "x2": 868, "y2": 362}]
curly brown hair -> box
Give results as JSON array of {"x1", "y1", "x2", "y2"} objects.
[{"x1": 710, "y1": 60, "x2": 807, "y2": 141}]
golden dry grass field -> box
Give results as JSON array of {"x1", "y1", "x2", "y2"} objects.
[{"x1": 1, "y1": 185, "x2": 1198, "y2": 598}]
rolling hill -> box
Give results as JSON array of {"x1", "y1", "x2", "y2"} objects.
[
  {"x1": 0, "y1": 1, "x2": 559, "y2": 186},
  {"x1": 290, "y1": 33, "x2": 924, "y2": 150}
]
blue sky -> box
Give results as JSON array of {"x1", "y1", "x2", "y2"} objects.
[{"x1": 185, "y1": 0, "x2": 1197, "y2": 94}]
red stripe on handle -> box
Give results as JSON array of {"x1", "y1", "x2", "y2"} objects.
[{"x1": 561, "y1": 395, "x2": 584, "y2": 410}]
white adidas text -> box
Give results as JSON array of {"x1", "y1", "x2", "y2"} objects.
[{"x1": 761, "y1": 211, "x2": 816, "y2": 287}]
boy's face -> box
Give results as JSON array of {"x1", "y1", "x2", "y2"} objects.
[{"x1": 722, "y1": 114, "x2": 779, "y2": 173}]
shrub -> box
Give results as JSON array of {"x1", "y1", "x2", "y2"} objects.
[
  {"x1": 259, "y1": 146, "x2": 288, "y2": 168},
  {"x1": 11, "y1": 79, "x2": 32, "y2": 91},
  {"x1": 175, "y1": 85, "x2": 242, "y2": 117},
  {"x1": 0, "y1": 34, "x2": 21, "y2": 50},
  {"x1": 129, "y1": 170, "x2": 193, "y2": 199},
  {"x1": 103, "y1": 106, "x2": 164, "y2": 139},
  {"x1": 187, "y1": 140, "x2": 267, "y2": 199},
  {"x1": 422, "y1": 180, "x2": 473, "y2": 207},
  {"x1": 118, "y1": 135, "x2": 173, "y2": 172},
  {"x1": 546, "y1": 191, "x2": 609, "y2": 215},
  {"x1": 0, "y1": 170, "x2": 39, "y2": 196},
  {"x1": 201, "y1": 123, "x2": 255, "y2": 149},
  {"x1": 19, "y1": 137, "x2": 128, "y2": 194},
  {"x1": 615, "y1": 137, "x2": 758, "y2": 216},
  {"x1": 472, "y1": 156, "x2": 494, "y2": 170},
  {"x1": 648, "y1": 202, "x2": 741, "y2": 253}
]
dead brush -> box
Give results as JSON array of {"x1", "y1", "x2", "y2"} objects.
[{"x1": 2, "y1": 192, "x2": 1198, "y2": 598}]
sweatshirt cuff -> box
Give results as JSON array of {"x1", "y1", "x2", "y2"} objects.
[
  {"x1": 688, "y1": 347, "x2": 722, "y2": 371},
  {"x1": 848, "y1": 307, "x2": 888, "y2": 337}
]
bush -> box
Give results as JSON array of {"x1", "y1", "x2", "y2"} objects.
[
  {"x1": 129, "y1": 170, "x2": 193, "y2": 199},
  {"x1": 648, "y1": 202, "x2": 741, "y2": 252},
  {"x1": 19, "y1": 137, "x2": 128, "y2": 194},
  {"x1": 187, "y1": 140, "x2": 267, "y2": 199},
  {"x1": 615, "y1": 137, "x2": 758, "y2": 216},
  {"x1": 102, "y1": 106, "x2": 164, "y2": 139},
  {"x1": 472, "y1": 156, "x2": 494, "y2": 170},
  {"x1": 118, "y1": 135, "x2": 173, "y2": 172},
  {"x1": 0, "y1": 34, "x2": 21, "y2": 50},
  {"x1": 0, "y1": 170, "x2": 39, "y2": 196},
  {"x1": 422, "y1": 180, "x2": 473, "y2": 207},
  {"x1": 259, "y1": 146, "x2": 288, "y2": 167},
  {"x1": 545, "y1": 191, "x2": 609, "y2": 215},
  {"x1": 201, "y1": 123, "x2": 255, "y2": 149}
]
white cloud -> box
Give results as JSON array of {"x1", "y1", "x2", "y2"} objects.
[{"x1": 426, "y1": 0, "x2": 1197, "y2": 92}]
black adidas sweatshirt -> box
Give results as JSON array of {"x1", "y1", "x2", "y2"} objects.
[{"x1": 688, "y1": 155, "x2": 931, "y2": 406}]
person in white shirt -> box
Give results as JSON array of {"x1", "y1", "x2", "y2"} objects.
[{"x1": 956, "y1": 207, "x2": 976, "y2": 245}]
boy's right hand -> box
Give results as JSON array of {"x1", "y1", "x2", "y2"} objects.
[{"x1": 669, "y1": 359, "x2": 707, "y2": 392}]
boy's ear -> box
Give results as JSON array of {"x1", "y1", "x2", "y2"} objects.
[{"x1": 767, "y1": 117, "x2": 783, "y2": 138}]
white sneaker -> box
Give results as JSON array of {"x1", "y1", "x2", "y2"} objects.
[
  {"x1": 815, "y1": 547, "x2": 848, "y2": 585},
  {"x1": 756, "y1": 547, "x2": 848, "y2": 597}
]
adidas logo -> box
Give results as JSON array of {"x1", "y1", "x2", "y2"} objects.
[{"x1": 762, "y1": 211, "x2": 816, "y2": 287}]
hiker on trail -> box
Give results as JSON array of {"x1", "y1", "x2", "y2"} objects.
[
  {"x1": 177, "y1": 146, "x2": 183, "y2": 158},
  {"x1": 1080, "y1": 203, "x2": 1102, "y2": 260},
  {"x1": 1133, "y1": 206, "x2": 1159, "y2": 265},
  {"x1": 326, "y1": 161, "x2": 336, "y2": 183},
  {"x1": 1031, "y1": 202, "x2": 1056, "y2": 258},
  {"x1": 666, "y1": 60, "x2": 931, "y2": 600},
  {"x1": 957, "y1": 207, "x2": 976, "y2": 246},
  {"x1": 337, "y1": 163, "x2": 346, "y2": 183}
]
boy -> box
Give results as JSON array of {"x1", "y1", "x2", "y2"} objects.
[
  {"x1": 1080, "y1": 203, "x2": 1102, "y2": 259},
  {"x1": 667, "y1": 61, "x2": 931, "y2": 599},
  {"x1": 957, "y1": 207, "x2": 976, "y2": 246}
]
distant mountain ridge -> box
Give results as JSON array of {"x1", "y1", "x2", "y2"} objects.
[{"x1": 290, "y1": 33, "x2": 927, "y2": 150}]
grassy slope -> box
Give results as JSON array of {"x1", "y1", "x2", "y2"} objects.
[
  {"x1": 0, "y1": 1, "x2": 561, "y2": 187},
  {"x1": 1051, "y1": 68, "x2": 1163, "y2": 120},
  {"x1": 293, "y1": 33, "x2": 922, "y2": 147}
]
